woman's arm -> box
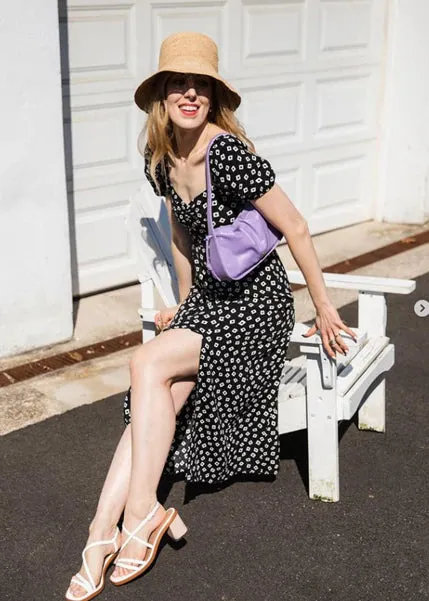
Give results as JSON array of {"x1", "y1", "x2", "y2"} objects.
[
  {"x1": 251, "y1": 184, "x2": 329, "y2": 308},
  {"x1": 165, "y1": 196, "x2": 194, "y2": 303},
  {"x1": 251, "y1": 184, "x2": 357, "y2": 357}
]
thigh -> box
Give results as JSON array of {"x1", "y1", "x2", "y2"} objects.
[{"x1": 136, "y1": 327, "x2": 203, "y2": 384}]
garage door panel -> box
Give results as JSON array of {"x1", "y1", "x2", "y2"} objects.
[
  {"x1": 70, "y1": 102, "x2": 134, "y2": 173},
  {"x1": 72, "y1": 261, "x2": 139, "y2": 295},
  {"x1": 73, "y1": 181, "x2": 141, "y2": 212},
  {"x1": 73, "y1": 202, "x2": 138, "y2": 293},
  {"x1": 71, "y1": 171, "x2": 141, "y2": 194},
  {"x1": 313, "y1": 155, "x2": 366, "y2": 210},
  {"x1": 241, "y1": 0, "x2": 305, "y2": 67},
  {"x1": 239, "y1": 64, "x2": 381, "y2": 154},
  {"x1": 317, "y1": 0, "x2": 387, "y2": 62},
  {"x1": 66, "y1": 5, "x2": 135, "y2": 79},
  {"x1": 319, "y1": 1, "x2": 372, "y2": 56},
  {"x1": 269, "y1": 141, "x2": 375, "y2": 226},
  {"x1": 76, "y1": 205, "x2": 132, "y2": 266},
  {"x1": 66, "y1": 91, "x2": 142, "y2": 192},
  {"x1": 304, "y1": 0, "x2": 388, "y2": 70},
  {"x1": 241, "y1": 81, "x2": 303, "y2": 144},
  {"x1": 309, "y1": 142, "x2": 376, "y2": 232},
  {"x1": 314, "y1": 70, "x2": 379, "y2": 140}
]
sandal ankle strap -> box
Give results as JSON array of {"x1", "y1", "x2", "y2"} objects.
[{"x1": 120, "y1": 501, "x2": 160, "y2": 554}]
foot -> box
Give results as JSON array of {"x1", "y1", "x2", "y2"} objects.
[
  {"x1": 111, "y1": 503, "x2": 167, "y2": 581},
  {"x1": 66, "y1": 523, "x2": 118, "y2": 600}
]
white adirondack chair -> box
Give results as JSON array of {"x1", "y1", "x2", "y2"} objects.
[{"x1": 128, "y1": 183, "x2": 416, "y2": 502}]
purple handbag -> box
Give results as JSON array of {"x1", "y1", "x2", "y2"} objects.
[{"x1": 205, "y1": 133, "x2": 283, "y2": 281}]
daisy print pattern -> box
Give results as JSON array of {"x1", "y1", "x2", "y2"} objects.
[{"x1": 123, "y1": 134, "x2": 295, "y2": 484}]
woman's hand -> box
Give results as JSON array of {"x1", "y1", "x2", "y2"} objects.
[
  {"x1": 303, "y1": 301, "x2": 357, "y2": 359},
  {"x1": 154, "y1": 304, "x2": 181, "y2": 332}
]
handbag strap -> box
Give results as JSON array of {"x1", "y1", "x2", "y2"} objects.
[{"x1": 205, "y1": 132, "x2": 227, "y2": 235}]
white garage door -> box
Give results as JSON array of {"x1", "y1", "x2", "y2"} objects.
[{"x1": 63, "y1": 0, "x2": 388, "y2": 295}]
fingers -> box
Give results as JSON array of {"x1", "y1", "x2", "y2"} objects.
[
  {"x1": 155, "y1": 302, "x2": 183, "y2": 331},
  {"x1": 304, "y1": 303, "x2": 360, "y2": 359},
  {"x1": 322, "y1": 331, "x2": 338, "y2": 359},
  {"x1": 327, "y1": 331, "x2": 348, "y2": 357},
  {"x1": 154, "y1": 311, "x2": 167, "y2": 331},
  {"x1": 328, "y1": 319, "x2": 358, "y2": 356},
  {"x1": 313, "y1": 319, "x2": 356, "y2": 358},
  {"x1": 325, "y1": 324, "x2": 359, "y2": 357},
  {"x1": 154, "y1": 310, "x2": 174, "y2": 331},
  {"x1": 336, "y1": 318, "x2": 357, "y2": 342},
  {"x1": 303, "y1": 324, "x2": 317, "y2": 337},
  {"x1": 343, "y1": 324, "x2": 358, "y2": 341}
]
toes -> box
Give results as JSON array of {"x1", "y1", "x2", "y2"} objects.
[
  {"x1": 68, "y1": 581, "x2": 85, "y2": 599},
  {"x1": 112, "y1": 565, "x2": 131, "y2": 579}
]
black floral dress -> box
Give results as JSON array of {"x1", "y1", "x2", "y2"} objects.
[{"x1": 123, "y1": 133, "x2": 295, "y2": 484}]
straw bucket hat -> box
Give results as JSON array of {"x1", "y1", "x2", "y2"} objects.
[{"x1": 134, "y1": 32, "x2": 241, "y2": 113}]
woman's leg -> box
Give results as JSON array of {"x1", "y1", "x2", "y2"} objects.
[
  {"x1": 112, "y1": 328, "x2": 202, "y2": 579},
  {"x1": 67, "y1": 374, "x2": 197, "y2": 597}
]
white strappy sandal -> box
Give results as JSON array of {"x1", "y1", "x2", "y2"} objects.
[
  {"x1": 65, "y1": 527, "x2": 120, "y2": 601},
  {"x1": 110, "y1": 501, "x2": 187, "y2": 586}
]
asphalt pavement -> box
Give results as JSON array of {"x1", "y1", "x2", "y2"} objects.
[{"x1": 1, "y1": 272, "x2": 428, "y2": 601}]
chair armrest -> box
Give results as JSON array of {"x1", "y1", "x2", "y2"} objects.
[
  {"x1": 287, "y1": 270, "x2": 416, "y2": 295},
  {"x1": 139, "y1": 308, "x2": 157, "y2": 320},
  {"x1": 290, "y1": 322, "x2": 366, "y2": 345}
]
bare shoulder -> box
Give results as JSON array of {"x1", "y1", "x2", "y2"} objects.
[
  {"x1": 208, "y1": 125, "x2": 228, "y2": 137},
  {"x1": 205, "y1": 126, "x2": 232, "y2": 146}
]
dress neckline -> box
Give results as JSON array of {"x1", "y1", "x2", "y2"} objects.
[
  {"x1": 170, "y1": 184, "x2": 207, "y2": 207},
  {"x1": 166, "y1": 131, "x2": 236, "y2": 206}
]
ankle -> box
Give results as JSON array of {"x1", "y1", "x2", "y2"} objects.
[
  {"x1": 125, "y1": 498, "x2": 160, "y2": 521},
  {"x1": 88, "y1": 516, "x2": 118, "y2": 538}
]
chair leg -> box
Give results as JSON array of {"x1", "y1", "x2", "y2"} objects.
[
  {"x1": 358, "y1": 380, "x2": 386, "y2": 432},
  {"x1": 357, "y1": 291, "x2": 387, "y2": 433},
  {"x1": 141, "y1": 279, "x2": 157, "y2": 342},
  {"x1": 305, "y1": 350, "x2": 340, "y2": 502}
]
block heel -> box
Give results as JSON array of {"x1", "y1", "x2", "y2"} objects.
[
  {"x1": 167, "y1": 512, "x2": 188, "y2": 541},
  {"x1": 110, "y1": 505, "x2": 187, "y2": 587}
]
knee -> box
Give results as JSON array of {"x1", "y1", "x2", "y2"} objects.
[{"x1": 130, "y1": 346, "x2": 162, "y2": 382}]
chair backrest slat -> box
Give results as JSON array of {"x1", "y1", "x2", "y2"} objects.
[{"x1": 129, "y1": 184, "x2": 179, "y2": 307}]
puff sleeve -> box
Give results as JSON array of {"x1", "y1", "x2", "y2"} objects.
[
  {"x1": 209, "y1": 134, "x2": 276, "y2": 204},
  {"x1": 144, "y1": 145, "x2": 169, "y2": 197}
]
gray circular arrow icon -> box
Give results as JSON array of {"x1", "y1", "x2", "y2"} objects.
[{"x1": 414, "y1": 299, "x2": 429, "y2": 318}]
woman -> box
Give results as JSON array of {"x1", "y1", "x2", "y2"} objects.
[{"x1": 66, "y1": 32, "x2": 355, "y2": 601}]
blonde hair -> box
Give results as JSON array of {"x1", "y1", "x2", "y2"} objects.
[{"x1": 137, "y1": 78, "x2": 254, "y2": 195}]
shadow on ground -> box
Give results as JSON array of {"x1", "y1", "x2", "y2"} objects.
[{"x1": 1, "y1": 274, "x2": 428, "y2": 601}]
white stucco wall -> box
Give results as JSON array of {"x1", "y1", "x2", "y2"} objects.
[
  {"x1": 377, "y1": 0, "x2": 429, "y2": 223},
  {"x1": 0, "y1": 0, "x2": 73, "y2": 358}
]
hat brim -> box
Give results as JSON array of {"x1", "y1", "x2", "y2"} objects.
[{"x1": 134, "y1": 66, "x2": 241, "y2": 113}]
